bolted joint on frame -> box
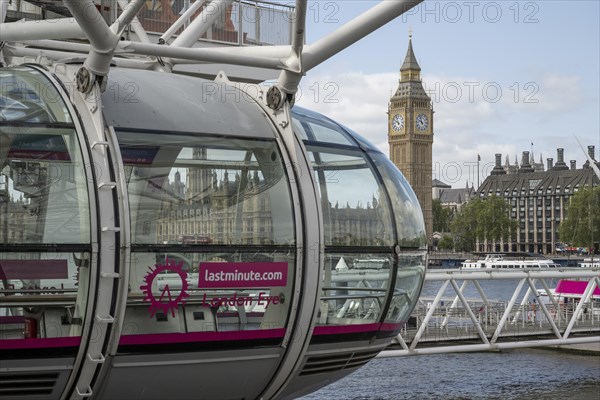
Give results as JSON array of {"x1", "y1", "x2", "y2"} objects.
[
  {"x1": 266, "y1": 85, "x2": 295, "y2": 110},
  {"x1": 76, "y1": 66, "x2": 107, "y2": 94}
]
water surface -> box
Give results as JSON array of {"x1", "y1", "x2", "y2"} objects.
[{"x1": 300, "y1": 349, "x2": 600, "y2": 399}]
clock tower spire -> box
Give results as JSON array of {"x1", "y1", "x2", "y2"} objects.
[{"x1": 388, "y1": 33, "x2": 434, "y2": 242}]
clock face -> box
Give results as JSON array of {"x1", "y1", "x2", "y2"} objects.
[
  {"x1": 392, "y1": 114, "x2": 404, "y2": 131},
  {"x1": 416, "y1": 113, "x2": 429, "y2": 131}
]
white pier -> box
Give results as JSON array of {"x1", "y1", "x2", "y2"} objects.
[{"x1": 380, "y1": 267, "x2": 600, "y2": 357}]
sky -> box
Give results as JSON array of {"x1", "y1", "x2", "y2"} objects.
[{"x1": 292, "y1": 0, "x2": 600, "y2": 188}]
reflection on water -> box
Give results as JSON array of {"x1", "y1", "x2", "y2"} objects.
[{"x1": 301, "y1": 349, "x2": 600, "y2": 400}]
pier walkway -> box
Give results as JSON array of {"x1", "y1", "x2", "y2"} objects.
[{"x1": 381, "y1": 268, "x2": 600, "y2": 357}]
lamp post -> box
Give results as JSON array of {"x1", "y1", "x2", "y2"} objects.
[{"x1": 477, "y1": 154, "x2": 480, "y2": 189}]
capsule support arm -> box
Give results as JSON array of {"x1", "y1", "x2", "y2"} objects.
[
  {"x1": 270, "y1": 0, "x2": 424, "y2": 109},
  {"x1": 63, "y1": 0, "x2": 145, "y2": 92}
]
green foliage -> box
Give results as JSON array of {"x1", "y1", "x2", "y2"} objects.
[
  {"x1": 438, "y1": 234, "x2": 454, "y2": 250},
  {"x1": 450, "y1": 196, "x2": 516, "y2": 252},
  {"x1": 558, "y1": 187, "x2": 600, "y2": 248},
  {"x1": 451, "y1": 198, "x2": 481, "y2": 252},
  {"x1": 432, "y1": 198, "x2": 453, "y2": 232},
  {"x1": 477, "y1": 195, "x2": 517, "y2": 243}
]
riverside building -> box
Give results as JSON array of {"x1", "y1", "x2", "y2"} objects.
[{"x1": 476, "y1": 147, "x2": 599, "y2": 254}]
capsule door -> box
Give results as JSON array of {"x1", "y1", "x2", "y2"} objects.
[
  {"x1": 0, "y1": 66, "x2": 100, "y2": 399},
  {"x1": 92, "y1": 69, "x2": 305, "y2": 400}
]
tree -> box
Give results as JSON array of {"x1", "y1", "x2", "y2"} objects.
[
  {"x1": 559, "y1": 187, "x2": 600, "y2": 251},
  {"x1": 432, "y1": 198, "x2": 452, "y2": 232},
  {"x1": 438, "y1": 234, "x2": 454, "y2": 250},
  {"x1": 450, "y1": 196, "x2": 516, "y2": 252},
  {"x1": 477, "y1": 195, "x2": 517, "y2": 247},
  {"x1": 451, "y1": 198, "x2": 480, "y2": 252}
]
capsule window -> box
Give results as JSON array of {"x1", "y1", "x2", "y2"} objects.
[
  {"x1": 295, "y1": 113, "x2": 398, "y2": 330},
  {"x1": 0, "y1": 67, "x2": 91, "y2": 346},
  {"x1": 116, "y1": 130, "x2": 296, "y2": 343},
  {"x1": 369, "y1": 153, "x2": 427, "y2": 326}
]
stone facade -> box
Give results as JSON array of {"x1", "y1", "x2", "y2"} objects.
[{"x1": 476, "y1": 148, "x2": 599, "y2": 254}]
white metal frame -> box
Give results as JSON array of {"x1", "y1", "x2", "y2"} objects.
[
  {"x1": 58, "y1": 64, "x2": 122, "y2": 400},
  {"x1": 1, "y1": 0, "x2": 424, "y2": 105},
  {"x1": 380, "y1": 268, "x2": 600, "y2": 357}
]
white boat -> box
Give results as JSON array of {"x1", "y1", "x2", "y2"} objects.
[
  {"x1": 578, "y1": 257, "x2": 600, "y2": 268},
  {"x1": 461, "y1": 254, "x2": 560, "y2": 269}
]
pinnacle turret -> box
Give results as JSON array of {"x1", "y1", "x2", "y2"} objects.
[
  {"x1": 400, "y1": 37, "x2": 421, "y2": 73},
  {"x1": 393, "y1": 33, "x2": 429, "y2": 100}
]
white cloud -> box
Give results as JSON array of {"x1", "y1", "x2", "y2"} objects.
[
  {"x1": 523, "y1": 73, "x2": 585, "y2": 113},
  {"x1": 295, "y1": 70, "x2": 592, "y2": 189},
  {"x1": 296, "y1": 71, "x2": 396, "y2": 151}
]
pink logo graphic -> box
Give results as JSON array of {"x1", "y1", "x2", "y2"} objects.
[
  {"x1": 198, "y1": 262, "x2": 288, "y2": 289},
  {"x1": 140, "y1": 261, "x2": 190, "y2": 317}
]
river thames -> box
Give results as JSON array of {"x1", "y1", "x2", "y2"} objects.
[
  {"x1": 301, "y1": 278, "x2": 600, "y2": 399},
  {"x1": 301, "y1": 348, "x2": 600, "y2": 399}
]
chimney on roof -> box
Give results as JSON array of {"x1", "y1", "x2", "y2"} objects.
[
  {"x1": 491, "y1": 153, "x2": 506, "y2": 175},
  {"x1": 547, "y1": 158, "x2": 554, "y2": 170},
  {"x1": 553, "y1": 148, "x2": 569, "y2": 170},
  {"x1": 570, "y1": 160, "x2": 576, "y2": 170},
  {"x1": 584, "y1": 145, "x2": 597, "y2": 169},
  {"x1": 519, "y1": 151, "x2": 534, "y2": 173}
]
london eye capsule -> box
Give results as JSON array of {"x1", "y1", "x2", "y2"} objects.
[{"x1": 0, "y1": 1, "x2": 426, "y2": 398}]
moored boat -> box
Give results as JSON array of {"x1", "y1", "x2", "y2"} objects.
[
  {"x1": 462, "y1": 254, "x2": 561, "y2": 269},
  {"x1": 579, "y1": 257, "x2": 600, "y2": 268}
]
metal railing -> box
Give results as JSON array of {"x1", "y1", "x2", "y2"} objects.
[
  {"x1": 133, "y1": 0, "x2": 294, "y2": 46},
  {"x1": 5, "y1": 0, "x2": 294, "y2": 46},
  {"x1": 380, "y1": 268, "x2": 600, "y2": 357}
]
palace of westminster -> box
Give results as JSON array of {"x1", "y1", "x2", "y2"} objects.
[{"x1": 1, "y1": 37, "x2": 598, "y2": 254}]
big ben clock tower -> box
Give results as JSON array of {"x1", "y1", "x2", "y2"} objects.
[{"x1": 388, "y1": 33, "x2": 433, "y2": 242}]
